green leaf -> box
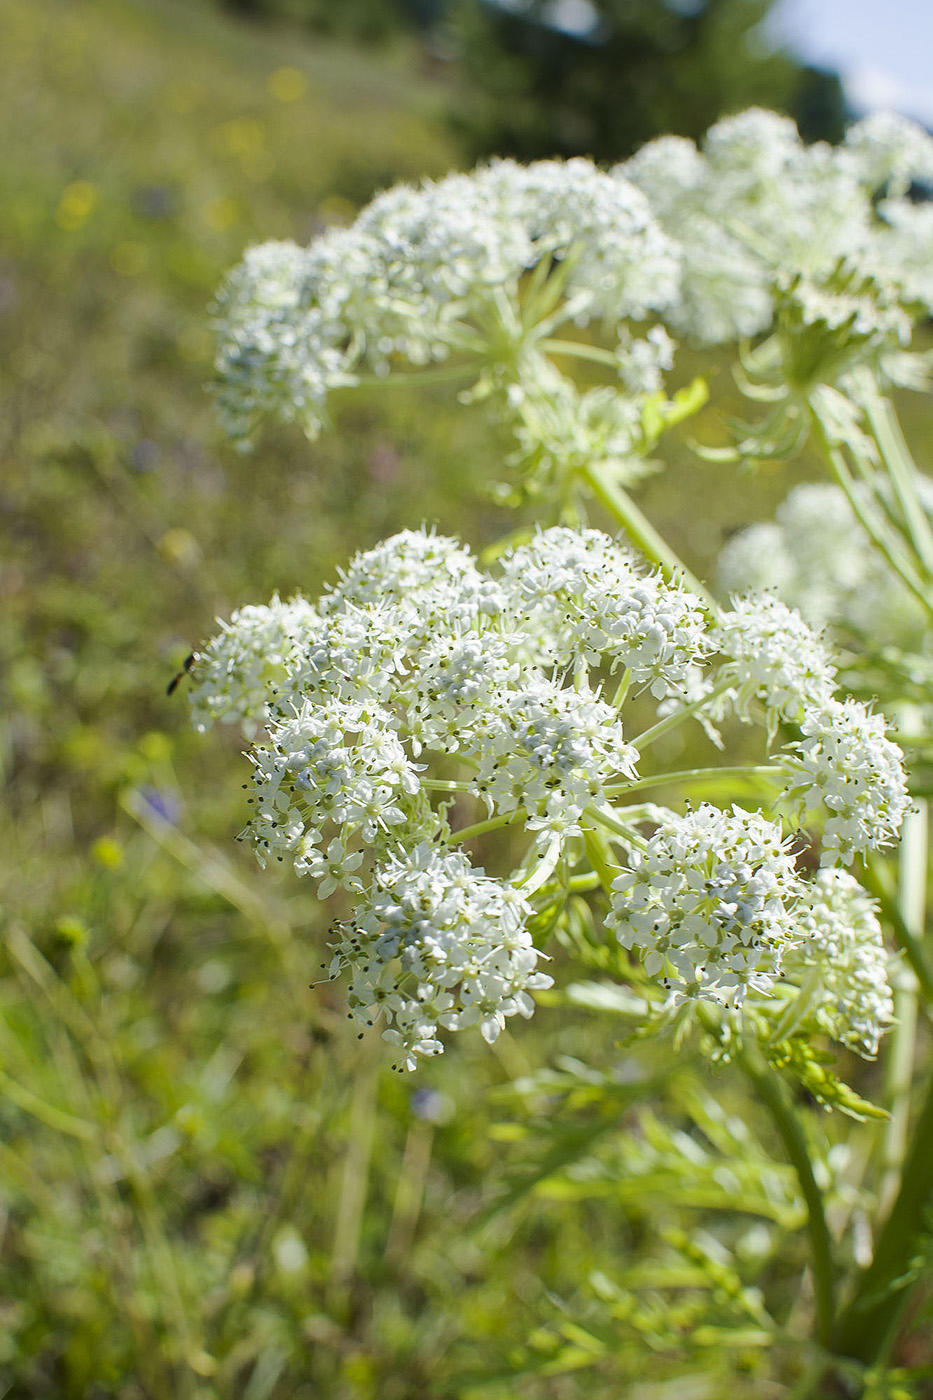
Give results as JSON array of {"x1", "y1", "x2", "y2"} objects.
[
  {"x1": 765, "y1": 1039, "x2": 889, "y2": 1121},
  {"x1": 640, "y1": 376, "x2": 709, "y2": 448}
]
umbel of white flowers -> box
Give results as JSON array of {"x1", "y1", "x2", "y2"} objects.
[
  {"x1": 213, "y1": 108, "x2": 933, "y2": 448},
  {"x1": 187, "y1": 527, "x2": 906, "y2": 1069},
  {"x1": 719, "y1": 478, "x2": 933, "y2": 648}
]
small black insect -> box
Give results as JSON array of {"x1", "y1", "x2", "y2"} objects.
[{"x1": 166, "y1": 651, "x2": 196, "y2": 697}]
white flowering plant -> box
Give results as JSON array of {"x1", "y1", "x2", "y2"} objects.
[{"x1": 182, "y1": 108, "x2": 933, "y2": 1393}]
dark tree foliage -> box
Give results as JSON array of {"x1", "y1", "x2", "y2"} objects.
[
  {"x1": 211, "y1": 0, "x2": 846, "y2": 156},
  {"x1": 450, "y1": 0, "x2": 848, "y2": 160},
  {"x1": 215, "y1": 0, "x2": 411, "y2": 41}
]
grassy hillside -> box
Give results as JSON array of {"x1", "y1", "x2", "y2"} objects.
[{"x1": 0, "y1": 4, "x2": 551, "y2": 1396}]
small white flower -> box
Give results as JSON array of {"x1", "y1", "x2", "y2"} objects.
[
  {"x1": 788, "y1": 868, "x2": 894, "y2": 1058},
  {"x1": 331, "y1": 845, "x2": 550, "y2": 1069},
  {"x1": 470, "y1": 673, "x2": 639, "y2": 842},
  {"x1": 781, "y1": 698, "x2": 910, "y2": 864},
  {"x1": 303, "y1": 838, "x2": 365, "y2": 899},
  {"x1": 607, "y1": 804, "x2": 804, "y2": 1005},
  {"x1": 499, "y1": 526, "x2": 709, "y2": 699},
  {"x1": 714, "y1": 594, "x2": 837, "y2": 729},
  {"x1": 187, "y1": 594, "x2": 319, "y2": 733}
]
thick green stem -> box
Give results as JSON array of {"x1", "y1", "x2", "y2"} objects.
[
  {"x1": 739, "y1": 1050, "x2": 836, "y2": 1350},
  {"x1": 810, "y1": 412, "x2": 933, "y2": 619},
  {"x1": 861, "y1": 386, "x2": 933, "y2": 574},
  {"x1": 568, "y1": 870, "x2": 602, "y2": 892},
  {"x1": 580, "y1": 462, "x2": 713, "y2": 606},
  {"x1": 604, "y1": 763, "x2": 781, "y2": 798},
  {"x1": 862, "y1": 853, "x2": 933, "y2": 1004},
  {"x1": 582, "y1": 823, "x2": 620, "y2": 896},
  {"x1": 833, "y1": 1065, "x2": 933, "y2": 1363},
  {"x1": 446, "y1": 811, "x2": 523, "y2": 846},
  {"x1": 833, "y1": 800, "x2": 932, "y2": 1366},
  {"x1": 879, "y1": 801, "x2": 926, "y2": 1215},
  {"x1": 540, "y1": 337, "x2": 620, "y2": 368}
]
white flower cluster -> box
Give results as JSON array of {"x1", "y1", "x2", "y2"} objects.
[
  {"x1": 330, "y1": 844, "x2": 548, "y2": 1071},
  {"x1": 188, "y1": 594, "x2": 320, "y2": 735},
  {"x1": 622, "y1": 107, "x2": 933, "y2": 351},
  {"x1": 497, "y1": 526, "x2": 710, "y2": 700},
  {"x1": 189, "y1": 527, "x2": 711, "y2": 1061},
  {"x1": 213, "y1": 158, "x2": 680, "y2": 442},
  {"x1": 189, "y1": 528, "x2": 908, "y2": 1049},
  {"x1": 713, "y1": 593, "x2": 837, "y2": 728},
  {"x1": 786, "y1": 868, "x2": 894, "y2": 1058},
  {"x1": 608, "y1": 808, "x2": 895, "y2": 1050},
  {"x1": 213, "y1": 108, "x2": 933, "y2": 464},
  {"x1": 704, "y1": 592, "x2": 908, "y2": 865},
  {"x1": 469, "y1": 677, "x2": 639, "y2": 842},
  {"x1": 607, "y1": 804, "x2": 803, "y2": 1006},
  {"x1": 781, "y1": 698, "x2": 910, "y2": 866},
  {"x1": 244, "y1": 697, "x2": 435, "y2": 875},
  {"x1": 718, "y1": 480, "x2": 932, "y2": 649},
  {"x1": 191, "y1": 527, "x2": 709, "y2": 857}
]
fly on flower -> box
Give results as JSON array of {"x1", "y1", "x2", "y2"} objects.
[{"x1": 166, "y1": 651, "x2": 197, "y2": 697}]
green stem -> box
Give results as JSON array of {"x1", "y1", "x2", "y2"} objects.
[
  {"x1": 568, "y1": 870, "x2": 602, "y2": 892},
  {"x1": 739, "y1": 1049, "x2": 836, "y2": 1349},
  {"x1": 764, "y1": 966, "x2": 824, "y2": 1046},
  {"x1": 861, "y1": 385, "x2": 933, "y2": 573},
  {"x1": 833, "y1": 1065, "x2": 933, "y2": 1364},
  {"x1": 540, "y1": 337, "x2": 620, "y2": 368},
  {"x1": 582, "y1": 802, "x2": 648, "y2": 851},
  {"x1": 446, "y1": 811, "x2": 523, "y2": 846},
  {"x1": 611, "y1": 669, "x2": 632, "y2": 710},
  {"x1": 810, "y1": 412, "x2": 933, "y2": 619},
  {"x1": 521, "y1": 247, "x2": 581, "y2": 329},
  {"x1": 862, "y1": 853, "x2": 933, "y2": 1005},
  {"x1": 879, "y1": 801, "x2": 926, "y2": 1215},
  {"x1": 581, "y1": 823, "x2": 620, "y2": 896},
  {"x1": 531, "y1": 293, "x2": 592, "y2": 342},
  {"x1": 329, "y1": 1048, "x2": 380, "y2": 1317},
  {"x1": 0, "y1": 1066, "x2": 98, "y2": 1141},
  {"x1": 603, "y1": 763, "x2": 781, "y2": 798},
  {"x1": 580, "y1": 462, "x2": 713, "y2": 605},
  {"x1": 628, "y1": 681, "x2": 733, "y2": 754},
  {"x1": 831, "y1": 799, "x2": 932, "y2": 1366},
  {"x1": 879, "y1": 973, "x2": 919, "y2": 1216}
]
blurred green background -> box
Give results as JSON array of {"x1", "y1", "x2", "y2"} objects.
[{"x1": 2, "y1": 1, "x2": 928, "y2": 1396}]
